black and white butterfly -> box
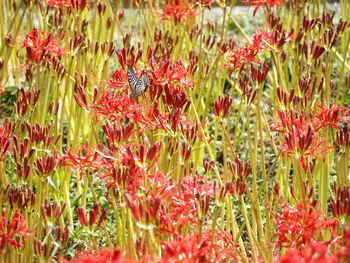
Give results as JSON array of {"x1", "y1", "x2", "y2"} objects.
[{"x1": 127, "y1": 66, "x2": 149, "y2": 97}]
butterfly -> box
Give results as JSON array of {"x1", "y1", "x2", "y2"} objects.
[{"x1": 127, "y1": 66, "x2": 149, "y2": 97}]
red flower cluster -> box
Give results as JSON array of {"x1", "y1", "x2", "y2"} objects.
[
  {"x1": 0, "y1": 124, "x2": 11, "y2": 161},
  {"x1": 272, "y1": 105, "x2": 350, "y2": 170},
  {"x1": 313, "y1": 105, "x2": 350, "y2": 131},
  {"x1": 0, "y1": 210, "x2": 32, "y2": 251},
  {"x1": 229, "y1": 27, "x2": 293, "y2": 72},
  {"x1": 151, "y1": 60, "x2": 194, "y2": 89},
  {"x1": 47, "y1": 0, "x2": 88, "y2": 9},
  {"x1": 161, "y1": 0, "x2": 197, "y2": 23},
  {"x1": 21, "y1": 28, "x2": 62, "y2": 65},
  {"x1": 241, "y1": 0, "x2": 285, "y2": 15},
  {"x1": 61, "y1": 144, "x2": 104, "y2": 172},
  {"x1": 160, "y1": 231, "x2": 238, "y2": 262},
  {"x1": 278, "y1": 241, "x2": 338, "y2": 263},
  {"x1": 274, "y1": 200, "x2": 338, "y2": 248},
  {"x1": 278, "y1": 229, "x2": 350, "y2": 263},
  {"x1": 47, "y1": 0, "x2": 71, "y2": 7},
  {"x1": 64, "y1": 248, "x2": 142, "y2": 263}
]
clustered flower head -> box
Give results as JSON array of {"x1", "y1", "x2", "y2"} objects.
[
  {"x1": 0, "y1": 210, "x2": 32, "y2": 251},
  {"x1": 21, "y1": 28, "x2": 62, "y2": 65},
  {"x1": 47, "y1": 0, "x2": 89, "y2": 10},
  {"x1": 272, "y1": 105, "x2": 350, "y2": 170},
  {"x1": 241, "y1": 0, "x2": 285, "y2": 15},
  {"x1": 228, "y1": 29, "x2": 290, "y2": 72},
  {"x1": 274, "y1": 200, "x2": 338, "y2": 248}
]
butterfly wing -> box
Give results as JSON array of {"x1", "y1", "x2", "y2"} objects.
[
  {"x1": 134, "y1": 73, "x2": 149, "y2": 96},
  {"x1": 127, "y1": 66, "x2": 139, "y2": 95},
  {"x1": 128, "y1": 66, "x2": 149, "y2": 97}
]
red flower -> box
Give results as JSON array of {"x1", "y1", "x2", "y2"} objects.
[
  {"x1": 92, "y1": 90, "x2": 160, "y2": 129},
  {"x1": 161, "y1": 0, "x2": 197, "y2": 23},
  {"x1": 64, "y1": 248, "x2": 143, "y2": 263},
  {"x1": 228, "y1": 28, "x2": 290, "y2": 72},
  {"x1": 252, "y1": 29, "x2": 294, "y2": 50},
  {"x1": 229, "y1": 46, "x2": 260, "y2": 71},
  {"x1": 240, "y1": 0, "x2": 285, "y2": 15},
  {"x1": 47, "y1": 0, "x2": 70, "y2": 7},
  {"x1": 47, "y1": 0, "x2": 88, "y2": 9},
  {"x1": 151, "y1": 60, "x2": 193, "y2": 90},
  {"x1": 61, "y1": 144, "x2": 104, "y2": 173},
  {"x1": 108, "y1": 69, "x2": 130, "y2": 91},
  {"x1": 21, "y1": 28, "x2": 62, "y2": 64},
  {"x1": 274, "y1": 200, "x2": 338, "y2": 248},
  {"x1": 0, "y1": 210, "x2": 32, "y2": 251},
  {"x1": 0, "y1": 121, "x2": 12, "y2": 161},
  {"x1": 213, "y1": 94, "x2": 232, "y2": 118},
  {"x1": 313, "y1": 105, "x2": 350, "y2": 131},
  {"x1": 272, "y1": 110, "x2": 333, "y2": 170},
  {"x1": 281, "y1": 125, "x2": 332, "y2": 170},
  {"x1": 157, "y1": 175, "x2": 215, "y2": 233},
  {"x1": 278, "y1": 241, "x2": 338, "y2": 263},
  {"x1": 160, "y1": 231, "x2": 238, "y2": 262},
  {"x1": 336, "y1": 229, "x2": 350, "y2": 261},
  {"x1": 271, "y1": 110, "x2": 310, "y2": 134}
]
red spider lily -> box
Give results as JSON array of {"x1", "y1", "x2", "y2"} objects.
[
  {"x1": 47, "y1": 0, "x2": 89, "y2": 10},
  {"x1": 271, "y1": 110, "x2": 333, "y2": 170},
  {"x1": 313, "y1": 105, "x2": 350, "y2": 131},
  {"x1": 336, "y1": 229, "x2": 350, "y2": 261},
  {"x1": 41, "y1": 198, "x2": 66, "y2": 220},
  {"x1": 160, "y1": 231, "x2": 238, "y2": 262},
  {"x1": 120, "y1": 141, "x2": 162, "y2": 170},
  {"x1": 274, "y1": 200, "x2": 338, "y2": 248},
  {"x1": 151, "y1": 60, "x2": 194, "y2": 90},
  {"x1": 76, "y1": 203, "x2": 107, "y2": 228},
  {"x1": 92, "y1": 90, "x2": 159, "y2": 129},
  {"x1": 21, "y1": 28, "x2": 62, "y2": 64},
  {"x1": 162, "y1": 85, "x2": 191, "y2": 111},
  {"x1": 0, "y1": 123, "x2": 11, "y2": 161},
  {"x1": 213, "y1": 94, "x2": 232, "y2": 118},
  {"x1": 3, "y1": 186, "x2": 35, "y2": 210},
  {"x1": 102, "y1": 164, "x2": 144, "y2": 194},
  {"x1": 161, "y1": 0, "x2": 197, "y2": 23},
  {"x1": 0, "y1": 210, "x2": 32, "y2": 251},
  {"x1": 103, "y1": 121, "x2": 136, "y2": 149},
  {"x1": 252, "y1": 30, "x2": 294, "y2": 50},
  {"x1": 278, "y1": 240, "x2": 338, "y2": 263},
  {"x1": 330, "y1": 186, "x2": 350, "y2": 223},
  {"x1": 336, "y1": 126, "x2": 350, "y2": 148},
  {"x1": 35, "y1": 153, "x2": 60, "y2": 175},
  {"x1": 250, "y1": 61, "x2": 270, "y2": 84},
  {"x1": 101, "y1": 142, "x2": 162, "y2": 193},
  {"x1": 63, "y1": 248, "x2": 143, "y2": 263},
  {"x1": 229, "y1": 46, "x2": 261, "y2": 71},
  {"x1": 125, "y1": 194, "x2": 161, "y2": 223},
  {"x1": 47, "y1": 0, "x2": 70, "y2": 7},
  {"x1": 279, "y1": 125, "x2": 332, "y2": 170},
  {"x1": 271, "y1": 110, "x2": 311, "y2": 134},
  {"x1": 240, "y1": 0, "x2": 285, "y2": 16},
  {"x1": 229, "y1": 23, "x2": 293, "y2": 72},
  {"x1": 108, "y1": 69, "x2": 129, "y2": 91},
  {"x1": 180, "y1": 120, "x2": 201, "y2": 145},
  {"x1": 158, "y1": 175, "x2": 215, "y2": 233},
  {"x1": 60, "y1": 144, "x2": 104, "y2": 174}
]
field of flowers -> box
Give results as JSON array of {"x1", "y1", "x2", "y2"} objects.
[{"x1": 0, "y1": 0, "x2": 350, "y2": 262}]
